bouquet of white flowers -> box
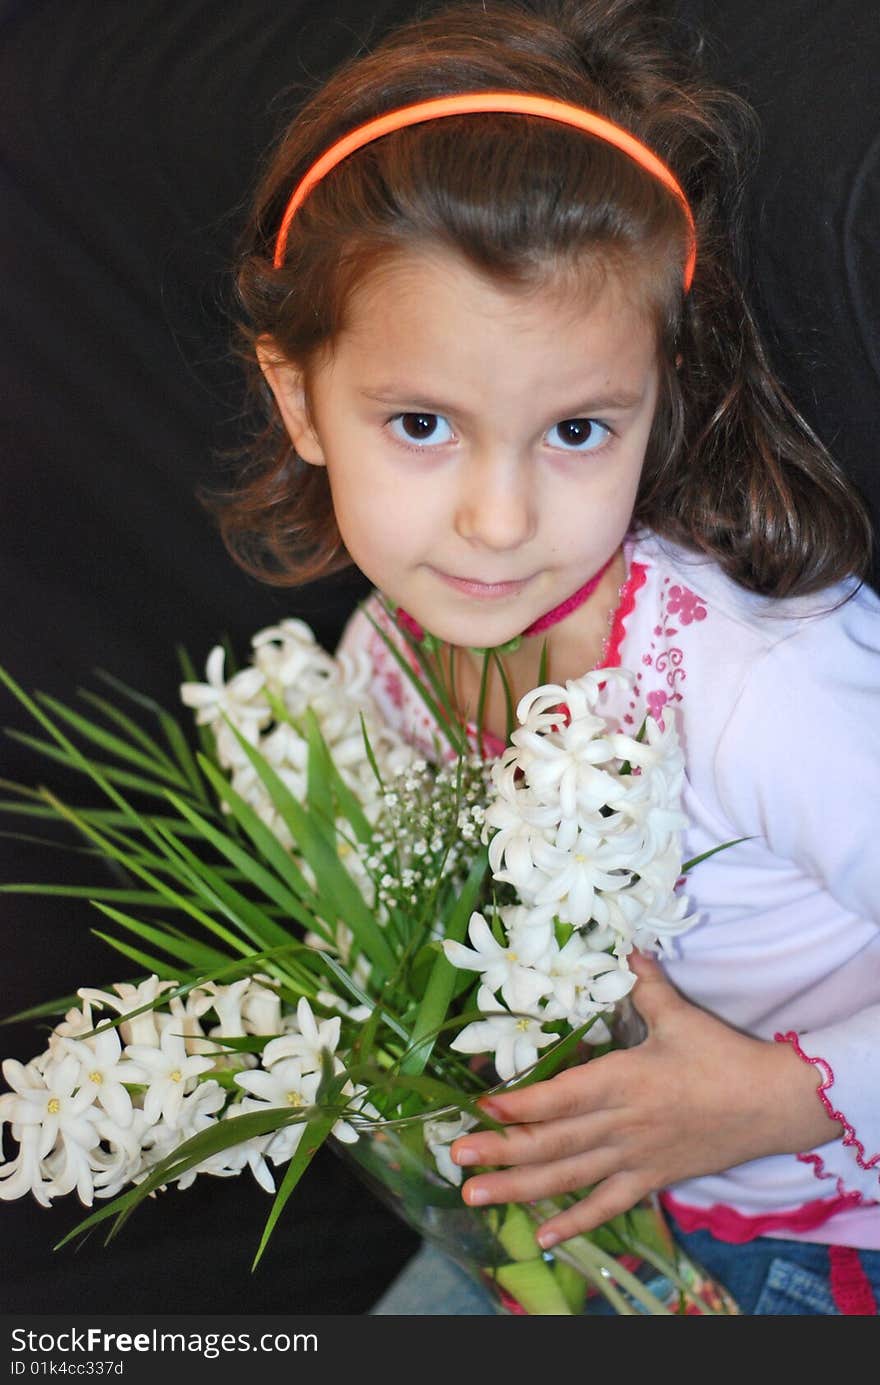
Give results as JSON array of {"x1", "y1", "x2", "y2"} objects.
[{"x1": 0, "y1": 611, "x2": 738, "y2": 1315}]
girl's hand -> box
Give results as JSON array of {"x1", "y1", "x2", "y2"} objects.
[{"x1": 450, "y1": 951, "x2": 842, "y2": 1247}]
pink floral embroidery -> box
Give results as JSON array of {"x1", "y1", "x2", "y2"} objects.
[
  {"x1": 646, "y1": 690, "x2": 668, "y2": 727},
  {"x1": 666, "y1": 584, "x2": 707, "y2": 625},
  {"x1": 619, "y1": 571, "x2": 707, "y2": 725},
  {"x1": 383, "y1": 669, "x2": 404, "y2": 709}
]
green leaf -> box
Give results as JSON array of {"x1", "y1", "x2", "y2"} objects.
[
  {"x1": 163, "y1": 787, "x2": 318, "y2": 942},
  {"x1": 537, "y1": 640, "x2": 550, "y2": 686},
  {"x1": 474, "y1": 650, "x2": 491, "y2": 746},
  {"x1": 224, "y1": 725, "x2": 397, "y2": 977},
  {"x1": 681, "y1": 836, "x2": 751, "y2": 872},
  {"x1": 3, "y1": 730, "x2": 179, "y2": 799},
  {"x1": 363, "y1": 608, "x2": 466, "y2": 756},
  {"x1": 34, "y1": 693, "x2": 188, "y2": 788},
  {"x1": 399, "y1": 847, "x2": 488, "y2": 1076},
  {"x1": 196, "y1": 757, "x2": 322, "y2": 915},
  {"x1": 89, "y1": 902, "x2": 231, "y2": 972},
  {"x1": 55, "y1": 1106, "x2": 309, "y2": 1250},
  {"x1": 304, "y1": 708, "x2": 373, "y2": 844},
  {"x1": 149, "y1": 817, "x2": 297, "y2": 958},
  {"x1": 492, "y1": 650, "x2": 516, "y2": 741},
  {"x1": 36, "y1": 790, "x2": 252, "y2": 958},
  {"x1": 76, "y1": 689, "x2": 182, "y2": 777},
  {"x1": 251, "y1": 1108, "x2": 339, "y2": 1268},
  {"x1": 89, "y1": 929, "x2": 182, "y2": 980}
]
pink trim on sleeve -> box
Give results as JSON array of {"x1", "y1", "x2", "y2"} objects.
[
  {"x1": 660, "y1": 1188, "x2": 864, "y2": 1244},
  {"x1": 775, "y1": 1031, "x2": 880, "y2": 1183}
]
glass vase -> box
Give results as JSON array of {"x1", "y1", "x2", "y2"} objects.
[{"x1": 333, "y1": 1110, "x2": 740, "y2": 1315}]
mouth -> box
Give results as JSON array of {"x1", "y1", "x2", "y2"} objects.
[{"x1": 432, "y1": 569, "x2": 533, "y2": 599}]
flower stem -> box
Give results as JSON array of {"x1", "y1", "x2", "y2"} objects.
[{"x1": 530, "y1": 1201, "x2": 675, "y2": 1316}]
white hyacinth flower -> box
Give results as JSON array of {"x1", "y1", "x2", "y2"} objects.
[
  {"x1": 260, "y1": 997, "x2": 342, "y2": 1074},
  {"x1": 179, "y1": 644, "x2": 270, "y2": 733},
  {"x1": 123, "y1": 1028, "x2": 215, "y2": 1128},
  {"x1": 450, "y1": 986, "x2": 556, "y2": 1082},
  {"x1": 0, "y1": 1055, "x2": 102, "y2": 1206},
  {"x1": 54, "y1": 1025, "x2": 141, "y2": 1129},
  {"x1": 424, "y1": 1110, "x2": 478, "y2": 1186},
  {"x1": 77, "y1": 975, "x2": 177, "y2": 1047},
  {"x1": 443, "y1": 911, "x2": 552, "y2": 1013}
]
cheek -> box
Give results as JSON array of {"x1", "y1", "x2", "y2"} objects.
[
  {"x1": 552, "y1": 460, "x2": 643, "y2": 549},
  {"x1": 326, "y1": 468, "x2": 416, "y2": 570}
]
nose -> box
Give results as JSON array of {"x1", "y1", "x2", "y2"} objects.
[{"x1": 454, "y1": 449, "x2": 537, "y2": 551}]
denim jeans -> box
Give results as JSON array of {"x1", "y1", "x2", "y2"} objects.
[{"x1": 370, "y1": 1231, "x2": 880, "y2": 1316}]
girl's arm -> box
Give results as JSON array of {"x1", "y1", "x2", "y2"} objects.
[{"x1": 451, "y1": 584, "x2": 880, "y2": 1243}]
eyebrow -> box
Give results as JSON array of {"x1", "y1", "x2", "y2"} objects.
[{"x1": 359, "y1": 384, "x2": 647, "y2": 415}]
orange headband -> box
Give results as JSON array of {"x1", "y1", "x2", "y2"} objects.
[{"x1": 273, "y1": 91, "x2": 697, "y2": 290}]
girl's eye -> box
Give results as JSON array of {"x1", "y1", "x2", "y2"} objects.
[
  {"x1": 545, "y1": 418, "x2": 611, "y2": 453},
  {"x1": 388, "y1": 412, "x2": 455, "y2": 447}
]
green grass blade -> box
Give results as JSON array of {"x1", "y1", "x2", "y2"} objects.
[
  {"x1": 76, "y1": 689, "x2": 180, "y2": 773},
  {"x1": 226, "y1": 726, "x2": 396, "y2": 977},
  {"x1": 163, "y1": 787, "x2": 320, "y2": 939},
  {"x1": 0, "y1": 884, "x2": 197, "y2": 906},
  {"x1": 149, "y1": 819, "x2": 298, "y2": 956},
  {"x1": 96, "y1": 666, "x2": 217, "y2": 787},
  {"x1": 363, "y1": 610, "x2": 466, "y2": 756},
  {"x1": 492, "y1": 650, "x2": 516, "y2": 741},
  {"x1": 90, "y1": 903, "x2": 232, "y2": 971},
  {"x1": 55, "y1": 1106, "x2": 308, "y2": 1249},
  {"x1": 38, "y1": 790, "x2": 254, "y2": 957},
  {"x1": 681, "y1": 837, "x2": 750, "y2": 872},
  {"x1": 304, "y1": 708, "x2": 373, "y2": 844},
  {"x1": 89, "y1": 929, "x2": 183, "y2": 979},
  {"x1": 197, "y1": 756, "x2": 320, "y2": 909},
  {"x1": 35, "y1": 693, "x2": 186, "y2": 786},
  {"x1": 400, "y1": 847, "x2": 488, "y2": 1076},
  {"x1": 251, "y1": 1108, "x2": 338, "y2": 1269},
  {"x1": 4, "y1": 730, "x2": 176, "y2": 799}
]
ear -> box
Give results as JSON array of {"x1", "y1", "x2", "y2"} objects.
[{"x1": 256, "y1": 337, "x2": 326, "y2": 466}]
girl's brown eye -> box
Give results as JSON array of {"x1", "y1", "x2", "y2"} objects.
[
  {"x1": 401, "y1": 413, "x2": 439, "y2": 440},
  {"x1": 547, "y1": 418, "x2": 610, "y2": 452},
  {"x1": 389, "y1": 413, "x2": 455, "y2": 447}
]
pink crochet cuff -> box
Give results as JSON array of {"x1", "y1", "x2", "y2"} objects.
[{"x1": 774, "y1": 1031, "x2": 880, "y2": 1193}]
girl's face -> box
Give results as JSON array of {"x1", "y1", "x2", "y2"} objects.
[{"x1": 262, "y1": 247, "x2": 660, "y2": 651}]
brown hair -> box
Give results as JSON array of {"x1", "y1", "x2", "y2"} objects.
[{"x1": 216, "y1": 0, "x2": 872, "y2": 596}]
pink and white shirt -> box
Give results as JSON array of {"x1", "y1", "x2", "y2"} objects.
[{"x1": 338, "y1": 528, "x2": 880, "y2": 1248}]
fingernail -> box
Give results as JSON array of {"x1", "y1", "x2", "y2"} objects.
[
  {"x1": 536, "y1": 1230, "x2": 558, "y2": 1249},
  {"x1": 479, "y1": 1098, "x2": 503, "y2": 1118},
  {"x1": 452, "y1": 1145, "x2": 476, "y2": 1165},
  {"x1": 465, "y1": 1186, "x2": 490, "y2": 1206}
]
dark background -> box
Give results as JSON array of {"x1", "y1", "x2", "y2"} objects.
[{"x1": 1, "y1": 0, "x2": 877, "y2": 1314}]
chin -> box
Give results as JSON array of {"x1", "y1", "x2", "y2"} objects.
[{"x1": 432, "y1": 618, "x2": 526, "y2": 650}]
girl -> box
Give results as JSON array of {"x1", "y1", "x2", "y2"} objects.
[{"x1": 217, "y1": 0, "x2": 880, "y2": 1314}]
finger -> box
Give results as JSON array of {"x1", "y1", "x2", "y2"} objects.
[
  {"x1": 533, "y1": 1171, "x2": 649, "y2": 1248},
  {"x1": 475, "y1": 1061, "x2": 607, "y2": 1125},
  {"x1": 452, "y1": 1109, "x2": 616, "y2": 1170},
  {"x1": 628, "y1": 949, "x2": 682, "y2": 1028},
  {"x1": 460, "y1": 1146, "x2": 619, "y2": 1209}
]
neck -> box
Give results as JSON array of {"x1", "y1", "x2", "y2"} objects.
[{"x1": 520, "y1": 552, "x2": 617, "y2": 639}]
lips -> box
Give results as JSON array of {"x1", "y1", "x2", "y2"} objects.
[{"x1": 432, "y1": 569, "x2": 532, "y2": 598}]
